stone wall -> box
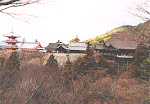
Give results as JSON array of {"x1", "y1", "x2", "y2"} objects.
[{"x1": 43, "y1": 53, "x2": 86, "y2": 66}]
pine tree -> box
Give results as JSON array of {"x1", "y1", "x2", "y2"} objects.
[
  {"x1": 74, "y1": 42, "x2": 97, "y2": 74},
  {"x1": 6, "y1": 51, "x2": 20, "y2": 70},
  {"x1": 84, "y1": 42, "x2": 97, "y2": 70},
  {"x1": 132, "y1": 42, "x2": 149, "y2": 78},
  {"x1": 45, "y1": 54, "x2": 58, "y2": 71},
  {"x1": 137, "y1": 57, "x2": 150, "y2": 81},
  {"x1": 63, "y1": 55, "x2": 74, "y2": 87}
]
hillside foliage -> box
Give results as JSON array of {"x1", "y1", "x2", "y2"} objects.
[
  {"x1": 0, "y1": 51, "x2": 149, "y2": 104},
  {"x1": 85, "y1": 20, "x2": 150, "y2": 49}
]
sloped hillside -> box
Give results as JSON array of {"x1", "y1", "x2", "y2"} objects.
[{"x1": 86, "y1": 20, "x2": 150, "y2": 49}]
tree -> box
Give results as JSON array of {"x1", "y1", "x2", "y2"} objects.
[
  {"x1": 137, "y1": 57, "x2": 150, "y2": 81},
  {"x1": 0, "y1": 57, "x2": 5, "y2": 70},
  {"x1": 0, "y1": 0, "x2": 40, "y2": 10},
  {"x1": 45, "y1": 54, "x2": 58, "y2": 71},
  {"x1": 132, "y1": 42, "x2": 149, "y2": 78},
  {"x1": 6, "y1": 51, "x2": 20, "y2": 70},
  {"x1": 0, "y1": 0, "x2": 41, "y2": 21},
  {"x1": 83, "y1": 42, "x2": 97, "y2": 70},
  {"x1": 130, "y1": 0, "x2": 150, "y2": 21},
  {"x1": 97, "y1": 55, "x2": 108, "y2": 68},
  {"x1": 74, "y1": 42, "x2": 97, "y2": 74},
  {"x1": 62, "y1": 55, "x2": 74, "y2": 89},
  {"x1": 70, "y1": 35, "x2": 80, "y2": 42}
]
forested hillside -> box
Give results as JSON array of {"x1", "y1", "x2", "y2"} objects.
[{"x1": 86, "y1": 20, "x2": 150, "y2": 49}]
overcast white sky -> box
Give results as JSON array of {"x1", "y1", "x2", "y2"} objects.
[{"x1": 0, "y1": 0, "x2": 146, "y2": 47}]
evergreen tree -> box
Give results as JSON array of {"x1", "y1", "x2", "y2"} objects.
[
  {"x1": 84, "y1": 42, "x2": 97, "y2": 70},
  {"x1": 45, "y1": 54, "x2": 58, "y2": 71},
  {"x1": 132, "y1": 42, "x2": 149, "y2": 78},
  {"x1": 6, "y1": 51, "x2": 20, "y2": 70},
  {"x1": 74, "y1": 42, "x2": 97, "y2": 74},
  {"x1": 86, "y1": 42, "x2": 94, "y2": 56},
  {"x1": 63, "y1": 55, "x2": 74, "y2": 87},
  {"x1": 137, "y1": 57, "x2": 150, "y2": 81},
  {"x1": 64, "y1": 55, "x2": 73, "y2": 71}
]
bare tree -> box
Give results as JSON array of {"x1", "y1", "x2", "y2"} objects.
[
  {"x1": 130, "y1": 0, "x2": 150, "y2": 21},
  {"x1": 0, "y1": 0, "x2": 41, "y2": 22}
]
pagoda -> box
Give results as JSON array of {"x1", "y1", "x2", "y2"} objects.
[{"x1": 3, "y1": 32, "x2": 21, "y2": 50}]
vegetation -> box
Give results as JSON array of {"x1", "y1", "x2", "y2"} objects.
[
  {"x1": 5, "y1": 51, "x2": 20, "y2": 70},
  {"x1": 0, "y1": 49, "x2": 149, "y2": 104},
  {"x1": 85, "y1": 20, "x2": 150, "y2": 49},
  {"x1": 70, "y1": 36, "x2": 80, "y2": 42},
  {"x1": 0, "y1": 57, "x2": 5, "y2": 70},
  {"x1": 45, "y1": 54, "x2": 58, "y2": 71},
  {"x1": 137, "y1": 57, "x2": 150, "y2": 81},
  {"x1": 132, "y1": 42, "x2": 149, "y2": 80}
]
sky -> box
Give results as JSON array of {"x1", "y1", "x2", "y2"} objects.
[{"x1": 0, "y1": 0, "x2": 147, "y2": 47}]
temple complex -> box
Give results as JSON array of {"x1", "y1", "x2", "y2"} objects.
[
  {"x1": 95, "y1": 34, "x2": 150, "y2": 70},
  {"x1": 3, "y1": 32, "x2": 20, "y2": 50}
]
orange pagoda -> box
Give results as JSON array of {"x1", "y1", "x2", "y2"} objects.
[{"x1": 3, "y1": 32, "x2": 21, "y2": 50}]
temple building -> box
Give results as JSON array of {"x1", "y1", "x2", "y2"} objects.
[
  {"x1": 46, "y1": 43, "x2": 68, "y2": 53},
  {"x1": 69, "y1": 42, "x2": 87, "y2": 53},
  {"x1": 3, "y1": 32, "x2": 20, "y2": 50},
  {"x1": 95, "y1": 34, "x2": 150, "y2": 69},
  {"x1": 20, "y1": 42, "x2": 44, "y2": 54}
]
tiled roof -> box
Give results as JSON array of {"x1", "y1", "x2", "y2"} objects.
[
  {"x1": 69, "y1": 42, "x2": 87, "y2": 51},
  {"x1": 46, "y1": 43, "x2": 68, "y2": 52},
  {"x1": 20, "y1": 42, "x2": 41, "y2": 49},
  {"x1": 46, "y1": 43, "x2": 59, "y2": 52}
]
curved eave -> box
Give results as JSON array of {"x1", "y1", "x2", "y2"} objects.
[
  {"x1": 3, "y1": 32, "x2": 21, "y2": 38},
  {"x1": 5, "y1": 46, "x2": 18, "y2": 49},
  {"x1": 3, "y1": 35, "x2": 21, "y2": 38},
  {"x1": 2, "y1": 40, "x2": 20, "y2": 43}
]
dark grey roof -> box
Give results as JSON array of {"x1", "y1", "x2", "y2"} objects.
[
  {"x1": 46, "y1": 43, "x2": 68, "y2": 52},
  {"x1": 46, "y1": 43, "x2": 59, "y2": 52}
]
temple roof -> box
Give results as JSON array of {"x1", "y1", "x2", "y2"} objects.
[
  {"x1": 20, "y1": 42, "x2": 42, "y2": 49},
  {"x1": 95, "y1": 34, "x2": 149, "y2": 50},
  {"x1": 105, "y1": 34, "x2": 148, "y2": 50},
  {"x1": 46, "y1": 43, "x2": 68, "y2": 52},
  {"x1": 69, "y1": 42, "x2": 87, "y2": 51},
  {"x1": 3, "y1": 32, "x2": 21, "y2": 38}
]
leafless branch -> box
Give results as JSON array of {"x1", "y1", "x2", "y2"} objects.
[{"x1": 129, "y1": 0, "x2": 150, "y2": 21}]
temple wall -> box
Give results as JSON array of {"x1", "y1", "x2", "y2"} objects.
[{"x1": 43, "y1": 53, "x2": 86, "y2": 66}]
